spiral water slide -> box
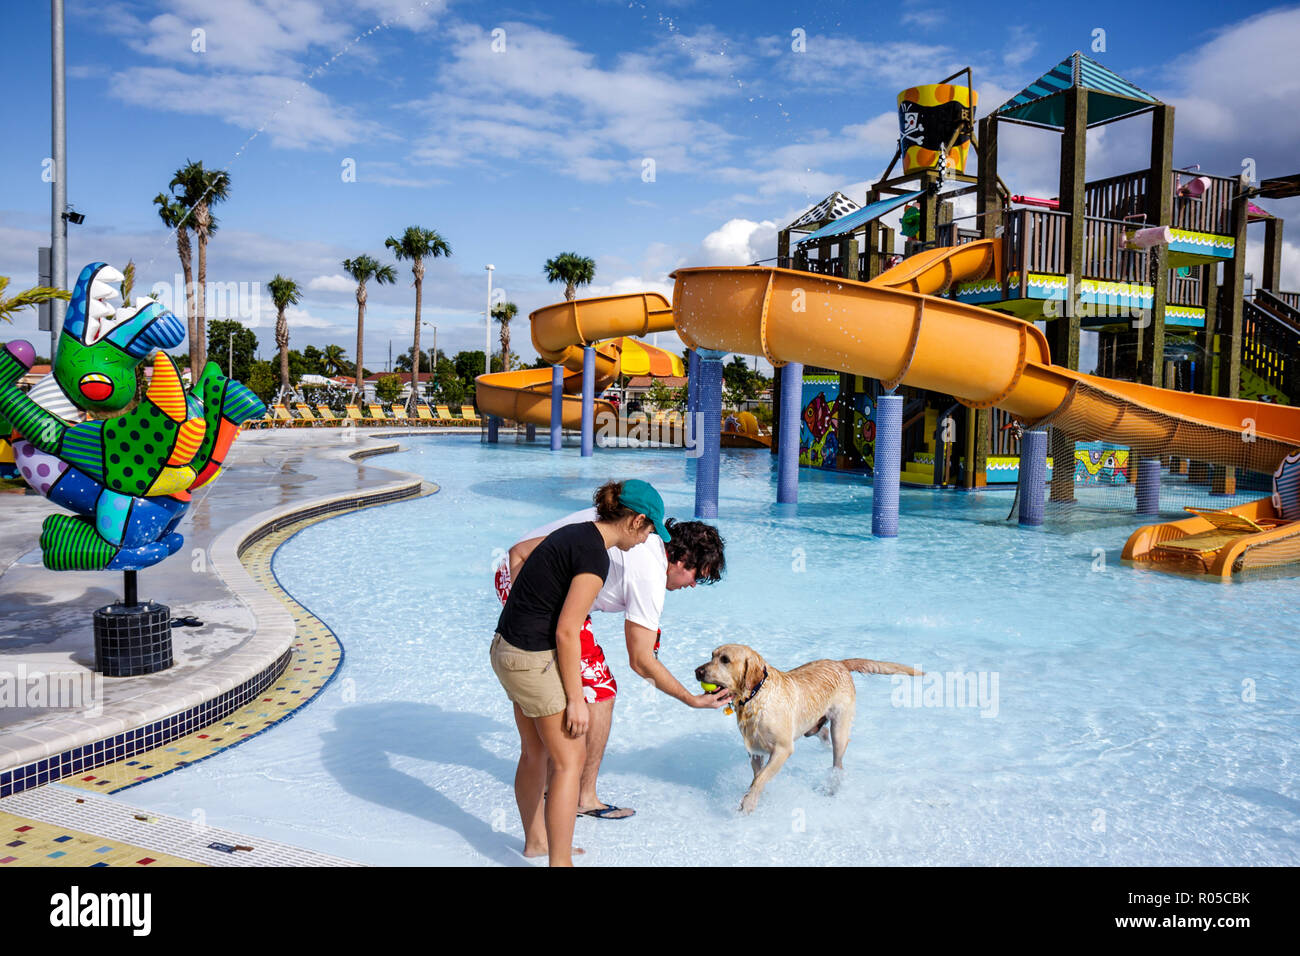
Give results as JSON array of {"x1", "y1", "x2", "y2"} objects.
[
  {"x1": 671, "y1": 239, "x2": 1300, "y2": 576},
  {"x1": 475, "y1": 292, "x2": 675, "y2": 428}
]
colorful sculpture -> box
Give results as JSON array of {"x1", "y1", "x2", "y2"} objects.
[{"x1": 0, "y1": 262, "x2": 266, "y2": 571}]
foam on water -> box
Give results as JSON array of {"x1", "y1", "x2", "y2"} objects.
[{"x1": 123, "y1": 436, "x2": 1300, "y2": 865}]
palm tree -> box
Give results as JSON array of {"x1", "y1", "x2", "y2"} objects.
[
  {"x1": 268, "y1": 275, "x2": 302, "y2": 400},
  {"x1": 170, "y1": 160, "x2": 231, "y2": 370},
  {"x1": 543, "y1": 252, "x2": 595, "y2": 301},
  {"x1": 384, "y1": 226, "x2": 451, "y2": 412},
  {"x1": 492, "y1": 301, "x2": 518, "y2": 372},
  {"x1": 153, "y1": 192, "x2": 197, "y2": 371},
  {"x1": 0, "y1": 276, "x2": 70, "y2": 324},
  {"x1": 321, "y1": 344, "x2": 348, "y2": 378},
  {"x1": 342, "y1": 255, "x2": 397, "y2": 400}
]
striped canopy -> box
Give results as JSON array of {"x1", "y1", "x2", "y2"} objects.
[{"x1": 600, "y1": 337, "x2": 685, "y2": 377}]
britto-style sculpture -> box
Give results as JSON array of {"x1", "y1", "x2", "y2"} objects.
[{"x1": 0, "y1": 262, "x2": 266, "y2": 572}]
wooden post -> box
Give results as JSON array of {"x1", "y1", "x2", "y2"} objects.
[
  {"x1": 977, "y1": 115, "x2": 1001, "y2": 240},
  {"x1": 1141, "y1": 104, "x2": 1174, "y2": 387},
  {"x1": 1263, "y1": 217, "x2": 1283, "y2": 292},
  {"x1": 1053, "y1": 86, "x2": 1087, "y2": 374},
  {"x1": 777, "y1": 229, "x2": 791, "y2": 269},
  {"x1": 843, "y1": 237, "x2": 860, "y2": 281},
  {"x1": 1196, "y1": 263, "x2": 1217, "y2": 395},
  {"x1": 1219, "y1": 191, "x2": 1250, "y2": 399},
  {"x1": 918, "y1": 170, "x2": 939, "y2": 246}
]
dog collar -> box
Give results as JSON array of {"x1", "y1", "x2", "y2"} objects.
[{"x1": 737, "y1": 668, "x2": 768, "y2": 709}]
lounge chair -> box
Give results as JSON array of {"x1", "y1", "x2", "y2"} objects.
[
  {"x1": 271, "y1": 404, "x2": 305, "y2": 427},
  {"x1": 1150, "y1": 507, "x2": 1283, "y2": 570},
  {"x1": 416, "y1": 404, "x2": 437, "y2": 425},
  {"x1": 315, "y1": 405, "x2": 343, "y2": 426},
  {"x1": 368, "y1": 403, "x2": 392, "y2": 423},
  {"x1": 460, "y1": 405, "x2": 482, "y2": 426},
  {"x1": 434, "y1": 405, "x2": 457, "y2": 423},
  {"x1": 390, "y1": 404, "x2": 412, "y2": 425},
  {"x1": 345, "y1": 404, "x2": 369, "y2": 425},
  {"x1": 294, "y1": 403, "x2": 325, "y2": 426}
]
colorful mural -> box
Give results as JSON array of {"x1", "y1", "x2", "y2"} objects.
[
  {"x1": 799, "y1": 373, "x2": 877, "y2": 471},
  {"x1": 1074, "y1": 442, "x2": 1130, "y2": 484}
]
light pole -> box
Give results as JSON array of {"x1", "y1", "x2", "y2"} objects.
[
  {"x1": 228, "y1": 329, "x2": 234, "y2": 379},
  {"x1": 423, "y1": 321, "x2": 436, "y2": 398},
  {"x1": 50, "y1": 0, "x2": 67, "y2": 360},
  {"x1": 484, "y1": 264, "x2": 494, "y2": 376}
]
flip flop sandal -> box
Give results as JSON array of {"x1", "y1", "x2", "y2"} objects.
[
  {"x1": 577, "y1": 805, "x2": 635, "y2": 820},
  {"x1": 168, "y1": 616, "x2": 204, "y2": 628}
]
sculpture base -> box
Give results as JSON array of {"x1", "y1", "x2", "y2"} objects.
[{"x1": 93, "y1": 602, "x2": 173, "y2": 677}]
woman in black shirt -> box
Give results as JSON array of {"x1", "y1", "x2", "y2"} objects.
[{"x1": 491, "y1": 479, "x2": 672, "y2": 866}]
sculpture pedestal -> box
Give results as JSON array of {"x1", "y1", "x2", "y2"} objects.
[{"x1": 93, "y1": 602, "x2": 173, "y2": 676}]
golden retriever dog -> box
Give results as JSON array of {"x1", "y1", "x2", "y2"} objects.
[{"x1": 696, "y1": 643, "x2": 921, "y2": 813}]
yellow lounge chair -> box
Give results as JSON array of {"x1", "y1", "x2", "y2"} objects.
[
  {"x1": 460, "y1": 405, "x2": 482, "y2": 426},
  {"x1": 295, "y1": 403, "x2": 324, "y2": 426},
  {"x1": 390, "y1": 404, "x2": 412, "y2": 425},
  {"x1": 271, "y1": 404, "x2": 305, "y2": 427},
  {"x1": 1150, "y1": 507, "x2": 1283, "y2": 570},
  {"x1": 368, "y1": 403, "x2": 392, "y2": 423},
  {"x1": 316, "y1": 405, "x2": 342, "y2": 425},
  {"x1": 435, "y1": 405, "x2": 457, "y2": 422},
  {"x1": 345, "y1": 404, "x2": 368, "y2": 425},
  {"x1": 416, "y1": 404, "x2": 437, "y2": 425}
]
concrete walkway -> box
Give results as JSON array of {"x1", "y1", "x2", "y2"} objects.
[{"x1": 0, "y1": 426, "x2": 447, "y2": 777}]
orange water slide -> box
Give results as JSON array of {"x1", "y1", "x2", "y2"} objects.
[
  {"x1": 670, "y1": 242, "x2": 1300, "y2": 576},
  {"x1": 474, "y1": 292, "x2": 675, "y2": 428}
]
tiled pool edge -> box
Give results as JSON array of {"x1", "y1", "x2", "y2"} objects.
[{"x1": 0, "y1": 437, "x2": 431, "y2": 798}]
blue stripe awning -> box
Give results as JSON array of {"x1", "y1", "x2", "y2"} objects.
[{"x1": 796, "y1": 189, "x2": 925, "y2": 246}]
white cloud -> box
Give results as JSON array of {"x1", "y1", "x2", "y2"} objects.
[
  {"x1": 109, "y1": 67, "x2": 388, "y2": 150},
  {"x1": 309, "y1": 274, "x2": 357, "y2": 293},
  {"x1": 697, "y1": 219, "x2": 779, "y2": 266}
]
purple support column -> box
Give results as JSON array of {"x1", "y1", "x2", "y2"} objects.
[
  {"x1": 777, "y1": 362, "x2": 803, "y2": 505},
  {"x1": 550, "y1": 364, "x2": 563, "y2": 450},
  {"x1": 872, "y1": 392, "x2": 902, "y2": 537},
  {"x1": 581, "y1": 345, "x2": 595, "y2": 457},
  {"x1": 694, "y1": 351, "x2": 724, "y2": 518},
  {"x1": 686, "y1": 349, "x2": 700, "y2": 448}
]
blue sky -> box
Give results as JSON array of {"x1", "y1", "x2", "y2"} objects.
[{"x1": 2, "y1": 0, "x2": 1298, "y2": 371}]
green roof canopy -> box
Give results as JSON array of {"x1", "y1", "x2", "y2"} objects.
[{"x1": 994, "y1": 52, "x2": 1161, "y2": 129}]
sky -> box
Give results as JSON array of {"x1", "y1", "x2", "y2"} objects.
[{"x1": 2, "y1": 0, "x2": 1299, "y2": 373}]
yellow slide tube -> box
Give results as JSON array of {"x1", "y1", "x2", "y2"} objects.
[{"x1": 475, "y1": 292, "x2": 675, "y2": 429}]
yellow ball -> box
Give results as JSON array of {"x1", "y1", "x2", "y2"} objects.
[{"x1": 700, "y1": 682, "x2": 719, "y2": 692}]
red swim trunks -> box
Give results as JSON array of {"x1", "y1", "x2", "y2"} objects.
[{"x1": 495, "y1": 561, "x2": 617, "y2": 703}]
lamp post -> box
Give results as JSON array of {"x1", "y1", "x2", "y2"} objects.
[
  {"x1": 423, "y1": 321, "x2": 437, "y2": 398},
  {"x1": 485, "y1": 264, "x2": 494, "y2": 376},
  {"x1": 228, "y1": 329, "x2": 234, "y2": 379},
  {"x1": 50, "y1": 0, "x2": 67, "y2": 360}
]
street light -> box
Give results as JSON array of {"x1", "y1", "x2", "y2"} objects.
[
  {"x1": 485, "y1": 264, "x2": 494, "y2": 376},
  {"x1": 228, "y1": 329, "x2": 234, "y2": 378},
  {"x1": 423, "y1": 321, "x2": 437, "y2": 397}
]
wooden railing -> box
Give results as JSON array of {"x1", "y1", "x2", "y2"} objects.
[
  {"x1": 1171, "y1": 171, "x2": 1235, "y2": 235},
  {"x1": 1083, "y1": 218, "x2": 1151, "y2": 283},
  {"x1": 1241, "y1": 298, "x2": 1300, "y2": 400},
  {"x1": 1272, "y1": 290, "x2": 1300, "y2": 311},
  {"x1": 1085, "y1": 169, "x2": 1148, "y2": 221},
  {"x1": 1167, "y1": 269, "x2": 1203, "y2": 307},
  {"x1": 858, "y1": 251, "x2": 899, "y2": 278},
  {"x1": 1004, "y1": 209, "x2": 1069, "y2": 283},
  {"x1": 990, "y1": 407, "x2": 1021, "y2": 456},
  {"x1": 935, "y1": 223, "x2": 982, "y2": 248}
]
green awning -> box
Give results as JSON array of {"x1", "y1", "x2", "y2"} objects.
[{"x1": 994, "y1": 52, "x2": 1160, "y2": 129}]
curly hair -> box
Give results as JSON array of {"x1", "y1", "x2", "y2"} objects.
[{"x1": 664, "y1": 518, "x2": 725, "y2": 584}]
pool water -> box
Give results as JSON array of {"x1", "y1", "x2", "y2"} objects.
[{"x1": 124, "y1": 435, "x2": 1300, "y2": 865}]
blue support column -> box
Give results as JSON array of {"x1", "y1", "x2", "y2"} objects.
[
  {"x1": 550, "y1": 365, "x2": 563, "y2": 450},
  {"x1": 872, "y1": 392, "x2": 902, "y2": 537},
  {"x1": 1018, "y1": 428, "x2": 1047, "y2": 527},
  {"x1": 1136, "y1": 458, "x2": 1161, "y2": 514},
  {"x1": 686, "y1": 349, "x2": 700, "y2": 447},
  {"x1": 777, "y1": 362, "x2": 803, "y2": 505},
  {"x1": 694, "y1": 351, "x2": 724, "y2": 518},
  {"x1": 581, "y1": 345, "x2": 596, "y2": 457},
  {"x1": 486, "y1": 415, "x2": 499, "y2": 443}
]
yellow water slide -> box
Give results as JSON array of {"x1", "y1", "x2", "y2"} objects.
[
  {"x1": 670, "y1": 239, "x2": 1300, "y2": 577},
  {"x1": 475, "y1": 292, "x2": 675, "y2": 428}
]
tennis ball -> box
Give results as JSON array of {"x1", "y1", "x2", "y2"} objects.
[{"x1": 700, "y1": 682, "x2": 719, "y2": 692}]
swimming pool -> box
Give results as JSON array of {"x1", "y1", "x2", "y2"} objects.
[{"x1": 122, "y1": 435, "x2": 1300, "y2": 865}]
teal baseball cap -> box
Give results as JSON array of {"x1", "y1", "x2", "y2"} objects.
[{"x1": 619, "y1": 479, "x2": 672, "y2": 543}]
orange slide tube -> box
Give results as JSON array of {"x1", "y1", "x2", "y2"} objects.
[
  {"x1": 670, "y1": 242, "x2": 1300, "y2": 576},
  {"x1": 475, "y1": 292, "x2": 675, "y2": 429}
]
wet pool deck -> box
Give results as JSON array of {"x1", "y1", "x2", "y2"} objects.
[{"x1": 0, "y1": 425, "x2": 460, "y2": 865}]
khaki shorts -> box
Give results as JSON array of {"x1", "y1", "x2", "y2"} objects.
[{"x1": 491, "y1": 633, "x2": 566, "y2": 718}]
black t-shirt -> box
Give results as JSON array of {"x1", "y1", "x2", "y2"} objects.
[{"x1": 496, "y1": 522, "x2": 610, "y2": 652}]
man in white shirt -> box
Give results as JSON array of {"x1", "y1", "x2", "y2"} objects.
[{"x1": 494, "y1": 508, "x2": 728, "y2": 819}]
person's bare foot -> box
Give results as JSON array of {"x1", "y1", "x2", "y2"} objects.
[{"x1": 521, "y1": 845, "x2": 585, "y2": 858}]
